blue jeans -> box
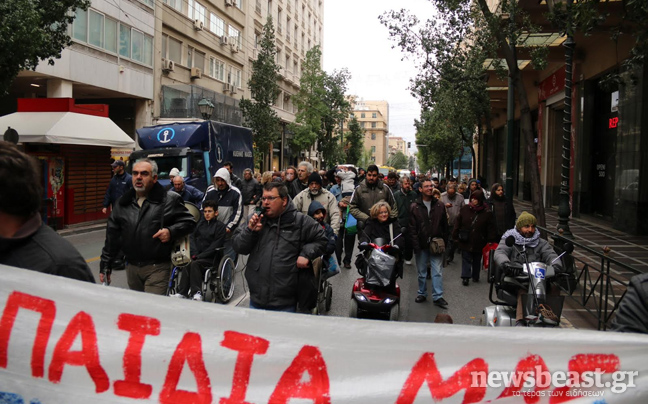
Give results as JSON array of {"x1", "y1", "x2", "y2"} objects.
[{"x1": 415, "y1": 250, "x2": 443, "y2": 300}]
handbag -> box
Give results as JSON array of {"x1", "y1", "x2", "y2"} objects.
[
  {"x1": 344, "y1": 206, "x2": 357, "y2": 234},
  {"x1": 429, "y1": 237, "x2": 446, "y2": 254}
]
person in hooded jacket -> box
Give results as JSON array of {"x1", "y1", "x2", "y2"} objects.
[
  {"x1": 202, "y1": 167, "x2": 243, "y2": 262},
  {"x1": 292, "y1": 172, "x2": 341, "y2": 234},
  {"x1": 308, "y1": 200, "x2": 337, "y2": 264},
  {"x1": 485, "y1": 182, "x2": 516, "y2": 240},
  {"x1": 349, "y1": 164, "x2": 398, "y2": 224},
  {"x1": 233, "y1": 182, "x2": 327, "y2": 312},
  {"x1": 453, "y1": 189, "x2": 497, "y2": 286}
]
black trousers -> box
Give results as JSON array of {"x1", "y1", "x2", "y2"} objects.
[
  {"x1": 461, "y1": 250, "x2": 482, "y2": 281},
  {"x1": 336, "y1": 227, "x2": 356, "y2": 265},
  {"x1": 178, "y1": 258, "x2": 212, "y2": 296}
]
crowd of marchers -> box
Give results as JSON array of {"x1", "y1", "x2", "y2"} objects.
[{"x1": 1, "y1": 140, "x2": 647, "y2": 333}]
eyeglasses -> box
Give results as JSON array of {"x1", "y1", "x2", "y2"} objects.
[{"x1": 261, "y1": 196, "x2": 281, "y2": 202}]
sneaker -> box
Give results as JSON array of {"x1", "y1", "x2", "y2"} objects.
[
  {"x1": 169, "y1": 293, "x2": 186, "y2": 299},
  {"x1": 192, "y1": 292, "x2": 203, "y2": 301},
  {"x1": 344, "y1": 262, "x2": 352, "y2": 269},
  {"x1": 404, "y1": 260, "x2": 412, "y2": 265},
  {"x1": 433, "y1": 298, "x2": 448, "y2": 308},
  {"x1": 415, "y1": 295, "x2": 426, "y2": 303},
  {"x1": 538, "y1": 304, "x2": 558, "y2": 325}
]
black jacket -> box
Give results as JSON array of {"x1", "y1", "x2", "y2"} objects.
[
  {"x1": 485, "y1": 196, "x2": 516, "y2": 238},
  {"x1": 232, "y1": 202, "x2": 327, "y2": 308},
  {"x1": 190, "y1": 218, "x2": 227, "y2": 261},
  {"x1": 240, "y1": 177, "x2": 262, "y2": 205},
  {"x1": 1, "y1": 214, "x2": 95, "y2": 283},
  {"x1": 360, "y1": 218, "x2": 404, "y2": 250},
  {"x1": 103, "y1": 172, "x2": 132, "y2": 208},
  {"x1": 408, "y1": 197, "x2": 449, "y2": 254},
  {"x1": 611, "y1": 273, "x2": 648, "y2": 334},
  {"x1": 100, "y1": 182, "x2": 196, "y2": 269}
]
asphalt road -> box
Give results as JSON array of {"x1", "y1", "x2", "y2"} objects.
[{"x1": 66, "y1": 229, "x2": 493, "y2": 326}]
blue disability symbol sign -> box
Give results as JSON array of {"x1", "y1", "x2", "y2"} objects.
[{"x1": 157, "y1": 128, "x2": 176, "y2": 143}]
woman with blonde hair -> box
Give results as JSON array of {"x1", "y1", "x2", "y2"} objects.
[{"x1": 260, "y1": 171, "x2": 273, "y2": 185}]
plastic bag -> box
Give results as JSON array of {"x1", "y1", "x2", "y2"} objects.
[
  {"x1": 482, "y1": 242, "x2": 499, "y2": 271},
  {"x1": 365, "y1": 249, "x2": 396, "y2": 287},
  {"x1": 345, "y1": 207, "x2": 357, "y2": 234}
]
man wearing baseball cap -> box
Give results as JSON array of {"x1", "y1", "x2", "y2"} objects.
[{"x1": 102, "y1": 160, "x2": 132, "y2": 215}]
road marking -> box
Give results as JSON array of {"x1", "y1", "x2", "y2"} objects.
[{"x1": 86, "y1": 256, "x2": 100, "y2": 263}]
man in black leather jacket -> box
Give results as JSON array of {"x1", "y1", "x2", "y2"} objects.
[
  {"x1": 611, "y1": 273, "x2": 648, "y2": 334},
  {"x1": 100, "y1": 158, "x2": 195, "y2": 294}
]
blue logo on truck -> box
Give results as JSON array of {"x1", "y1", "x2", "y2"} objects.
[
  {"x1": 215, "y1": 143, "x2": 224, "y2": 163},
  {"x1": 157, "y1": 128, "x2": 176, "y2": 143}
]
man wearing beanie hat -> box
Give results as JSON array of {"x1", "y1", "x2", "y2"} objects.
[
  {"x1": 493, "y1": 211, "x2": 564, "y2": 326},
  {"x1": 202, "y1": 167, "x2": 243, "y2": 261},
  {"x1": 292, "y1": 171, "x2": 340, "y2": 234}
]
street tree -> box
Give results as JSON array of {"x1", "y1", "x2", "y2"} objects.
[
  {"x1": 0, "y1": 0, "x2": 90, "y2": 95},
  {"x1": 387, "y1": 151, "x2": 409, "y2": 170},
  {"x1": 290, "y1": 46, "x2": 351, "y2": 168},
  {"x1": 381, "y1": 0, "x2": 550, "y2": 227},
  {"x1": 344, "y1": 116, "x2": 364, "y2": 165},
  {"x1": 239, "y1": 16, "x2": 281, "y2": 171},
  {"x1": 357, "y1": 148, "x2": 374, "y2": 171}
]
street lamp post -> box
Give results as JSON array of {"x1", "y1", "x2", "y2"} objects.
[
  {"x1": 557, "y1": 0, "x2": 574, "y2": 238},
  {"x1": 198, "y1": 98, "x2": 215, "y2": 120}
]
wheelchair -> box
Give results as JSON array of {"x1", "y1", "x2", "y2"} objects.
[{"x1": 201, "y1": 247, "x2": 235, "y2": 303}]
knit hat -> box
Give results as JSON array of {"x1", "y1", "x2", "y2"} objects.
[
  {"x1": 308, "y1": 171, "x2": 322, "y2": 186},
  {"x1": 169, "y1": 167, "x2": 180, "y2": 177},
  {"x1": 516, "y1": 211, "x2": 537, "y2": 230}
]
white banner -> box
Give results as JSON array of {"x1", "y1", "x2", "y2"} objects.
[{"x1": 1, "y1": 264, "x2": 648, "y2": 404}]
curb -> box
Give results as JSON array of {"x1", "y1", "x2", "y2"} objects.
[{"x1": 57, "y1": 222, "x2": 107, "y2": 237}]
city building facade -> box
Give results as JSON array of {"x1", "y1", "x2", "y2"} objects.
[{"x1": 348, "y1": 99, "x2": 389, "y2": 166}]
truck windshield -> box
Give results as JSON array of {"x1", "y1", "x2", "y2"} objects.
[{"x1": 151, "y1": 157, "x2": 189, "y2": 180}]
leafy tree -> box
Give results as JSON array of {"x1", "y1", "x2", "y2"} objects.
[
  {"x1": 344, "y1": 116, "x2": 364, "y2": 165},
  {"x1": 381, "y1": 0, "x2": 550, "y2": 227},
  {"x1": 408, "y1": 155, "x2": 416, "y2": 172},
  {"x1": 0, "y1": 0, "x2": 90, "y2": 95},
  {"x1": 290, "y1": 46, "x2": 351, "y2": 167},
  {"x1": 239, "y1": 17, "x2": 281, "y2": 171},
  {"x1": 387, "y1": 151, "x2": 409, "y2": 169},
  {"x1": 357, "y1": 148, "x2": 374, "y2": 171}
]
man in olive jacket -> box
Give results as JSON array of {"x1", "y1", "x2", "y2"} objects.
[
  {"x1": 233, "y1": 182, "x2": 327, "y2": 312},
  {"x1": 349, "y1": 164, "x2": 398, "y2": 223},
  {"x1": 100, "y1": 159, "x2": 196, "y2": 294}
]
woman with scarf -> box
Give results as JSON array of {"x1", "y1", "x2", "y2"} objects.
[
  {"x1": 453, "y1": 190, "x2": 497, "y2": 286},
  {"x1": 486, "y1": 183, "x2": 516, "y2": 240}
]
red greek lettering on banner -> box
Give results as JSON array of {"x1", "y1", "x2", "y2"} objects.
[
  {"x1": 113, "y1": 313, "x2": 161, "y2": 399},
  {"x1": 0, "y1": 291, "x2": 56, "y2": 378},
  {"x1": 549, "y1": 353, "x2": 620, "y2": 404},
  {"x1": 396, "y1": 353, "x2": 488, "y2": 404},
  {"x1": 268, "y1": 345, "x2": 331, "y2": 404},
  {"x1": 496, "y1": 354, "x2": 551, "y2": 403},
  {"x1": 220, "y1": 330, "x2": 270, "y2": 404},
  {"x1": 159, "y1": 332, "x2": 212, "y2": 404},
  {"x1": 48, "y1": 311, "x2": 110, "y2": 393}
]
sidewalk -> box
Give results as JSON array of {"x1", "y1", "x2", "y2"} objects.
[{"x1": 513, "y1": 199, "x2": 648, "y2": 330}]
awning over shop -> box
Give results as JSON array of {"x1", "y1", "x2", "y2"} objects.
[{"x1": 0, "y1": 111, "x2": 135, "y2": 148}]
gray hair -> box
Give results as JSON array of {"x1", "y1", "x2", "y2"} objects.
[
  {"x1": 298, "y1": 161, "x2": 313, "y2": 173},
  {"x1": 243, "y1": 168, "x2": 253, "y2": 174},
  {"x1": 134, "y1": 158, "x2": 158, "y2": 176}
]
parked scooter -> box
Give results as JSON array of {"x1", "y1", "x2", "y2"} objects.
[
  {"x1": 483, "y1": 236, "x2": 574, "y2": 327},
  {"x1": 349, "y1": 221, "x2": 405, "y2": 321}
]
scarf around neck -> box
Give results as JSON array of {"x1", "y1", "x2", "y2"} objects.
[{"x1": 502, "y1": 228, "x2": 540, "y2": 248}]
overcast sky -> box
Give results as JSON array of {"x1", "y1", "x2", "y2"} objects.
[{"x1": 322, "y1": 0, "x2": 437, "y2": 145}]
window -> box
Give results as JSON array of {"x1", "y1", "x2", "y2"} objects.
[
  {"x1": 210, "y1": 13, "x2": 225, "y2": 37},
  {"x1": 164, "y1": 0, "x2": 182, "y2": 12},
  {"x1": 371, "y1": 146, "x2": 376, "y2": 153},
  {"x1": 350, "y1": 113, "x2": 355, "y2": 118},
  {"x1": 371, "y1": 156, "x2": 376, "y2": 162},
  {"x1": 73, "y1": 9, "x2": 88, "y2": 42},
  {"x1": 188, "y1": 0, "x2": 206, "y2": 25},
  {"x1": 372, "y1": 112, "x2": 377, "y2": 118},
  {"x1": 132, "y1": 29, "x2": 143, "y2": 63},
  {"x1": 360, "y1": 122, "x2": 365, "y2": 128},
  {"x1": 105, "y1": 18, "x2": 117, "y2": 53},
  {"x1": 230, "y1": 67, "x2": 242, "y2": 88},
  {"x1": 234, "y1": 0, "x2": 242, "y2": 8},
  {"x1": 278, "y1": 8, "x2": 283, "y2": 34},
  {"x1": 88, "y1": 10, "x2": 104, "y2": 48},
  {"x1": 163, "y1": 34, "x2": 182, "y2": 64},
  {"x1": 187, "y1": 47, "x2": 205, "y2": 70},
  {"x1": 361, "y1": 113, "x2": 365, "y2": 118},
  {"x1": 228, "y1": 26, "x2": 241, "y2": 47},
  {"x1": 119, "y1": 24, "x2": 130, "y2": 57},
  {"x1": 371, "y1": 133, "x2": 376, "y2": 140},
  {"x1": 209, "y1": 57, "x2": 225, "y2": 81},
  {"x1": 371, "y1": 122, "x2": 377, "y2": 128},
  {"x1": 138, "y1": 0, "x2": 154, "y2": 7}
]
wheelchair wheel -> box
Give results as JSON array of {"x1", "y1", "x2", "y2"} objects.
[
  {"x1": 349, "y1": 299, "x2": 358, "y2": 318},
  {"x1": 166, "y1": 266, "x2": 183, "y2": 296},
  {"x1": 203, "y1": 269, "x2": 218, "y2": 303},
  {"x1": 218, "y1": 256, "x2": 235, "y2": 303},
  {"x1": 325, "y1": 284, "x2": 333, "y2": 312}
]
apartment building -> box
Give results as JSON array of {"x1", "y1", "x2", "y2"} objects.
[
  {"x1": 388, "y1": 136, "x2": 407, "y2": 157},
  {"x1": 348, "y1": 100, "x2": 389, "y2": 166}
]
